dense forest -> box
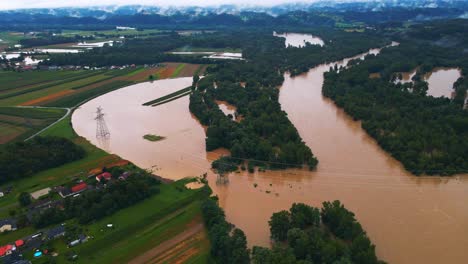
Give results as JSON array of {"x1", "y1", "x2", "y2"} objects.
[
  {"x1": 0, "y1": 136, "x2": 85, "y2": 183},
  {"x1": 322, "y1": 20, "x2": 468, "y2": 175},
  {"x1": 18, "y1": 34, "x2": 94, "y2": 48},
  {"x1": 32, "y1": 173, "x2": 160, "y2": 227}
]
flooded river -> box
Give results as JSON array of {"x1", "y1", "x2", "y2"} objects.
[{"x1": 73, "y1": 48, "x2": 468, "y2": 264}]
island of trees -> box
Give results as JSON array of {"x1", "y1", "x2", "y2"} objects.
[{"x1": 201, "y1": 198, "x2": 384, "y2": 264}]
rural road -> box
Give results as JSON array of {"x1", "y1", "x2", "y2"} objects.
[
  {"x1": 127, "y1": 223, "x2": 204, "y2": 264},
  {"x1": 16, "y1": 105, "x2": 71, "y2": 141}
]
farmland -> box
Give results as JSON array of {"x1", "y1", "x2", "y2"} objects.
[
  {"x1": 0, "y1": 107, "x2": 65, "y2": 143},
  {"x1": 21, "y1": 180, "x2": 211, "y2": 264},
  {"x1": 0, "y1": 62, "x2": 205, "y2": 143},
  {"x1": 0, "y1": 60, "x2": 211, "y2": 263}
]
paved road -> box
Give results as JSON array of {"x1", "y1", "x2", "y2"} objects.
[{"x1": 15, "y1": 106, "x2": 71, "y2": 141}]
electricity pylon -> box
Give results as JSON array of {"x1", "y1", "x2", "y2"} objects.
[{"x1": 95, "y1": 106, "x2": 110, "y2": 139}]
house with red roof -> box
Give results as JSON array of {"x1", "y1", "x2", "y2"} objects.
[
  {"x1": 96, "y1": 172, "x2": 112, "y2": 182},
  {"x1": 59, "y1": 182, "x2": 88, "y2": 198},
  {"x1": 14, "y1": 240, "x2": 24, "y2": 247},
  {"x1": 0, "y1": 244, "x2": 14, "y2": 257},
  {"x1": 71, "y1": 182, "x2": 88, "y2": 193}
]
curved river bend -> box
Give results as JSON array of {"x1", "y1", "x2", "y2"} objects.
[{"x1": 73, "y1": 50, "x2": 468, "y2": 264}]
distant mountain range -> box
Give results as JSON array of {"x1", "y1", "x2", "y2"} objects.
[
  {"x1": 2, "y1": 0, "x2": 467, "y2": 18},
  {"x1": 0, "y1": 0, "x2": 466, "y2": 29}
]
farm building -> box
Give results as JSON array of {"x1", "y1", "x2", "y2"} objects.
[
  {"x1": 30, "y1": 188, "x2": 51, "y2": 200},
  {"x1": 96, "y1": 172, "x2": 112, "y2": 182},
  {"x1": 58, "y1": 182, "x2": 88, "y2": 198},
  {"x1": 71, "y1": 182, "x2": 87, "y2": 193}
]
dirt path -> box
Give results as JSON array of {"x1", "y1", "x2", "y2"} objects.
[{"x1": 127, "y1": 223, "x2": 204, "y2": 264}]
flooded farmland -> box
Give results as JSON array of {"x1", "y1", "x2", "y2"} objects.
[
  {"x1": 73, "y1": 47, "x2": 468, "y2": 264},
  {"x1": 273, "y1": 32, "x2": 325, "y2": 47},
  {"x1": 395, "y1": 67, "x2": 462, "y2": 98},
  {"x1": 215, "y1": 100, "x2": 237, "y2": 121},
  {"x1": 424, "y1": 67, "x2": 462, "y2": 98}
]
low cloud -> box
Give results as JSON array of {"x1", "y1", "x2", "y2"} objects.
[{"x1": 0, "y1": 0, "x2": 320, "y2": 10}]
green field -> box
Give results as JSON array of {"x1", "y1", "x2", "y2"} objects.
[
  {"x1": 0, "y1": 32, "x2": 27, "y2": 47},
  {"x1": 60, "y1": 29, "x2": 164, "y2": 38},
  {"x1": 172, "y1": 63, "x2": 187, "y2": 78},
  {"x1": 0, "y1": 107, "x2": 66, "y2": 143},
  {"x1": 0, "y1": 70, "x2": 94, "y2": 91},
  {"x1": 61, "y1": 182, "x2": 209, "y2": 264},
  {"x1": 44, "y1": 80, "x2": 133, "y2": 108}
]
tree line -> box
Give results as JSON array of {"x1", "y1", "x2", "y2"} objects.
[
  {"x1": 201, "y1": 198, "x2": 250, "y2": 264},
  {"x1": 0, "y1": 136, "x2": 85, "y2": 184}
]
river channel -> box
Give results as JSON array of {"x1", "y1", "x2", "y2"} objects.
[{"x1": 72, "y1": 46, "x2": 468, "y2": 263}]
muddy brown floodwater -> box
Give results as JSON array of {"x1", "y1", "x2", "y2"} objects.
[
  {"x1": 216, "y1": 100, "x2": 241, "y2": 121},
  {"x1": 73, "y1": 47, "x2": 468, "y2": 264},
  {"x1": 424, "y1": 67, "x2": 462, "y2": 98}
]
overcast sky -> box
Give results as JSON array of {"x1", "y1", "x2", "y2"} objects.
[{"x1": 0, "y1": 0, "x2": 325, "y2": 10}]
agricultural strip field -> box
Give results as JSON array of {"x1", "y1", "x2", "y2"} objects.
[
  {"x1": 143, "y1": 87, "x2": 192, "y2": 106},
  {"x1": 0, "y1": 63, "x2": 205, "y2": 108},
  {"x1": 0, "y1": 70, "x2": 96, "y2": 91},
  {"x1": 0, "y1": 107, "x2": 65, "y2": 143},
  {"x1": 54, "y1": 184, "x2": 211, "y2": 264},
  {"x1": 60, "y1": 29, "x2": 164, "y2": 38}
]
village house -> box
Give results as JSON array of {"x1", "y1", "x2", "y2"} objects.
[
  {"x1": 68, "y1": 234, "x2": 88, "y2": 247},
  {"x1": 0, "y1": 244, "x2": 14, "y2": 257},
  {"x1": 30, "y1": 187, "x2": 51, "y2": 200},
  {"x1": 0, "y1": 219, "x2": 17, "y2": 233},
  {"x1": 119, "y1": 171, "x2": 131, "y2": 180},
  {"x1": 45, "y1": 225, "x2": 66, "y2": 240},
  {"x1": 58, "y1": 182, "x2": 88, "y2": 198},
  {"x1": 96, "y1": 172, "x2": 112, "y2": 182},
  {"x1": 14, "y1": 240, "x2": 24, "y2": 248}
]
